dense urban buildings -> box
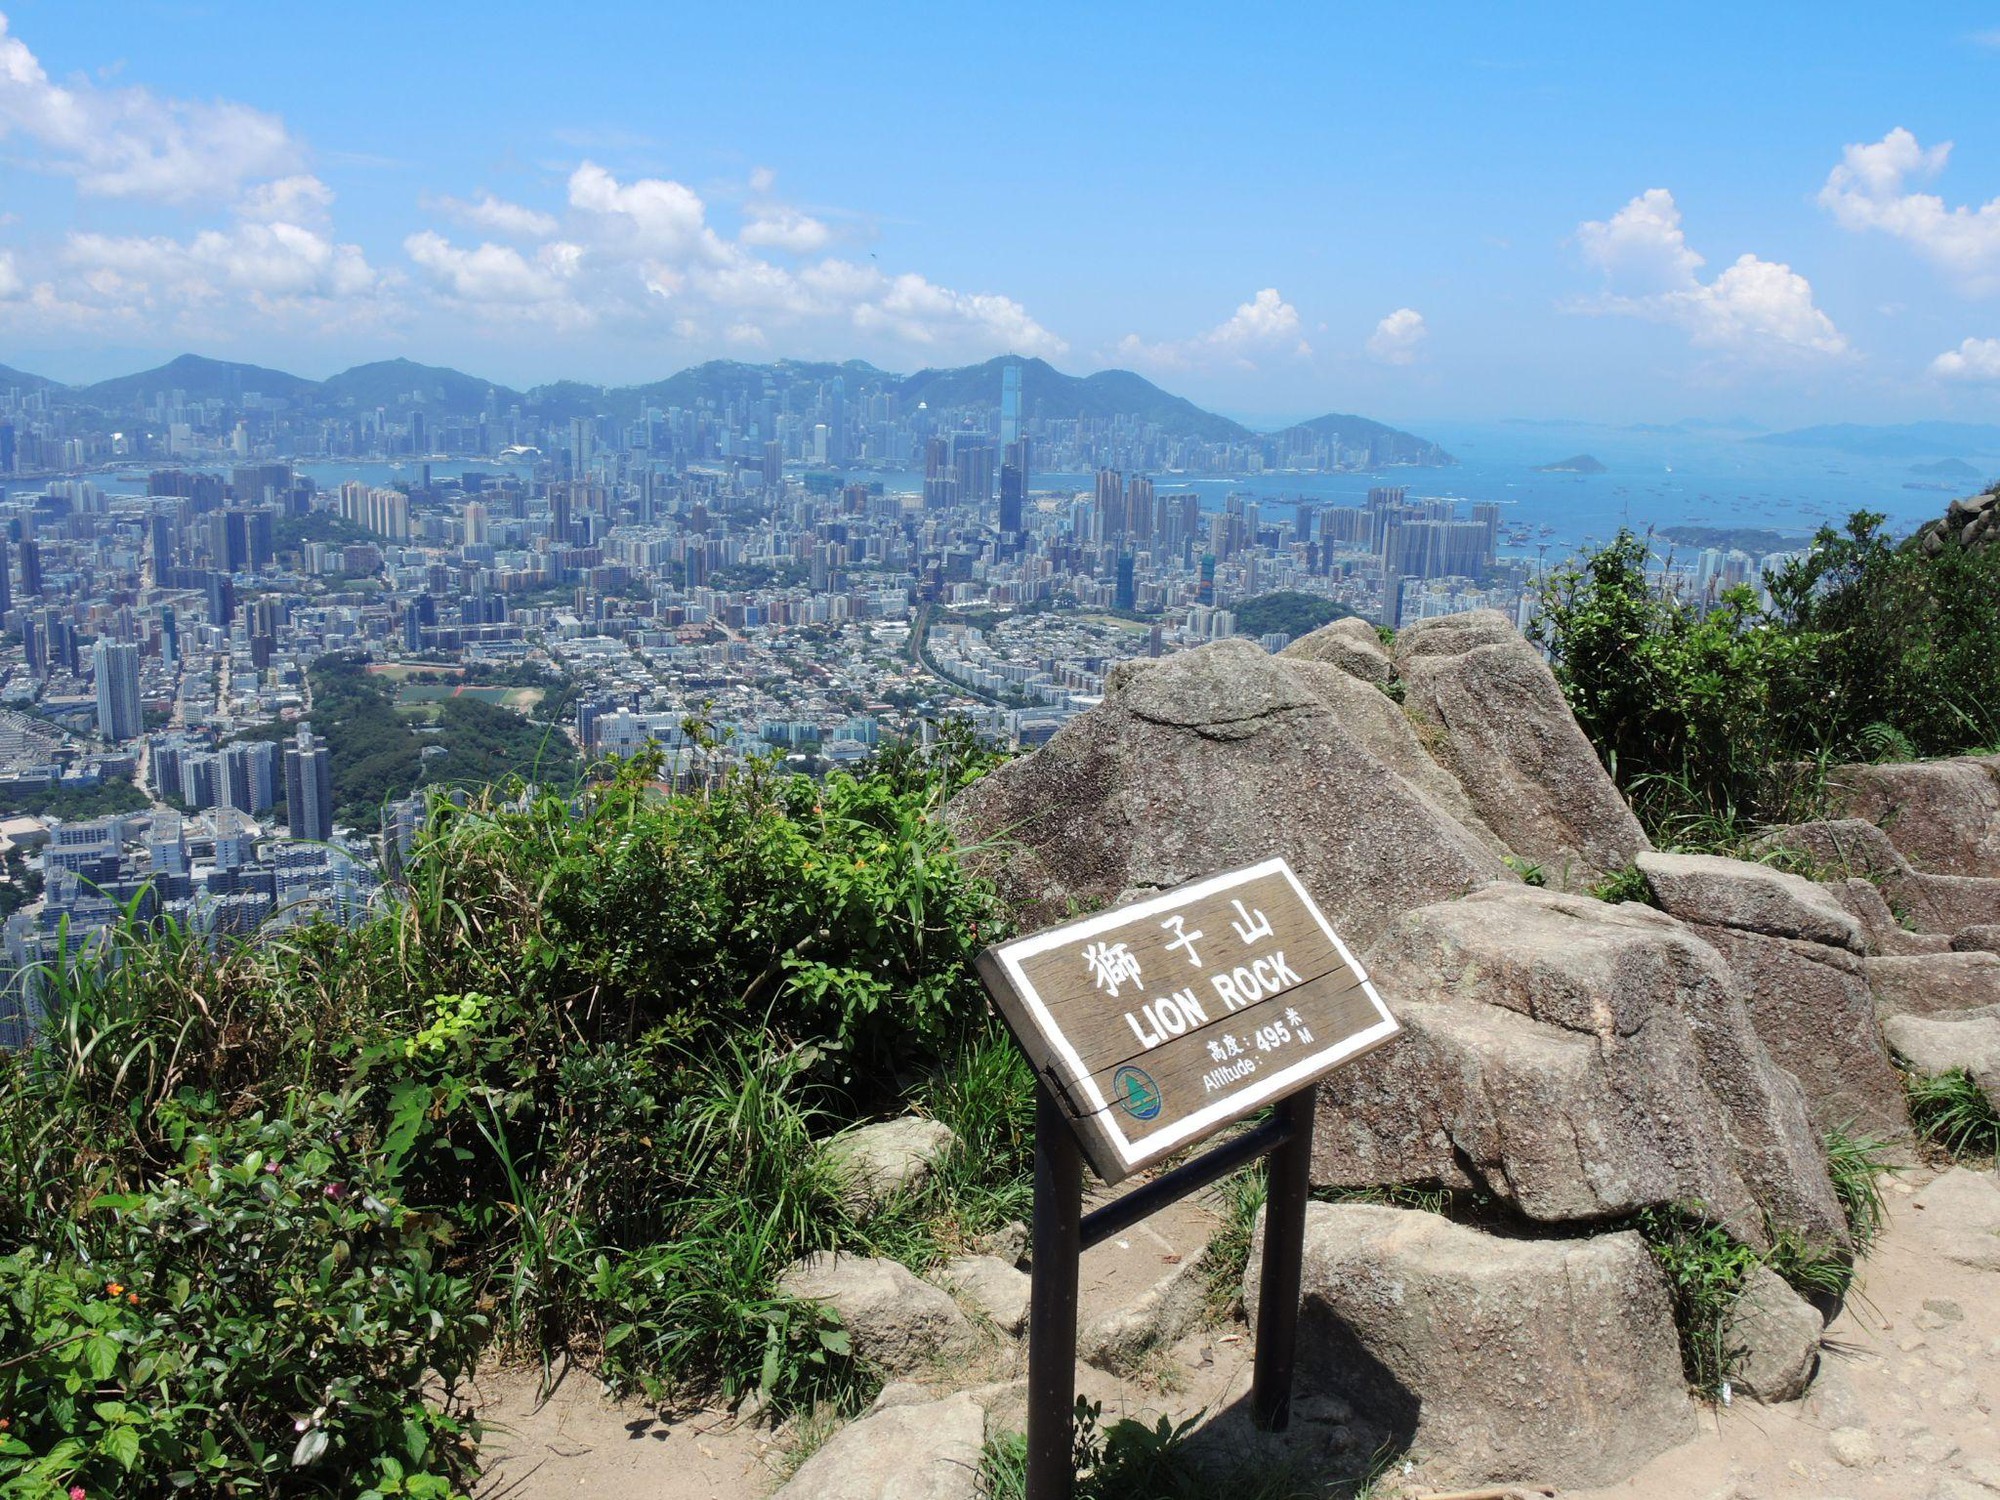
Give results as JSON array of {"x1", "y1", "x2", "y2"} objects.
[{"x1": 0, "y1": 352, "x2": 1798, "y2": 992}]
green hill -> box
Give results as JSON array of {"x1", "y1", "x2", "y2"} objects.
[
  {"x1": 0, "y1": 363, "x2": 58, "y2": 392},
  {"x1": 320, "y1": 358, "x2": 520, "y2": 414},
  {"x1": 77, "y1": 353, "x2": 319, "y2": 408},
  {"x1": 899, "y1": 356, "x2": 1255, "y2": 443}
]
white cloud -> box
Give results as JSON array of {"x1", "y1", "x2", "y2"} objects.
[
  {"x1": 0, "y1": 11, "x2": 300, "y2": 204},
  {"x1": 237, "y1": 174, "x2": 335, "y2": 226},
  {"x1": 64, "y1": 222, "x2": 382, "y2": 311},
  {"x1": 428, "y1": 192, "x2": 560, "y2": 241},
  {"x1": 402, "y1": 163, "x2": 1066, "y2": 359},
  {"x1": 740, "y1": 206, "x2": 832, "y2": 254},
  {"x1": 1574, "y1": 189, "x2": 1848, "y2": 359},
  {"x1": 0, "y1": 248, "x2": 20, "y2": 300},
  {"x1": 1819, "y1": 129, "x2": 2000, "y2": 291},
  {"x1": 403, "y1": 230, "x2": 585, "y2": 325},
  {"x1": 1367, "y1": 308, "x2": 1428, "y2": 365},
  {"x1": 1932, "y1": 336, "x2": 2000, "y2": 380},
  {"x1": 1116, "y1": 288, "x2": 1311, "y2": 371}
]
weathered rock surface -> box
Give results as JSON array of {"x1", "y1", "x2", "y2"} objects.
[
  {"x1": 1827, "y1": 876, "x2": 1955, "y2": 956},
  {"x1": 1882, "y1": 1011, "x2": 2000, "y2": 1113},
  {"x1": 1757, "y1": 817, "x2": 2000, "y2": 936},
  {"x1": 777, "y1": 1254, "x2": 976, "y2": 1375},
  {"x1": 1866, "y1": 952, "x2": 2000, "y2": 1019},
  {"x1": 1911, "y1": 1168, "x2": 2000, "y2": 1272},
  {"x1": 1078, "y1": 1258, "x2": 1209, "y2": 1375},
  {"x1": 939, "y1": 1255, "x2": 1031, "y2": 1337},
  {"x1": 1245, "y1": 1202, "x2": 1695, "y2": 1489},
  {"x1": 1829, "y1": 756, "x2": 2000, "y2": 877},
  {"x1": 1279, "y1": 616, "x2": 1393, "y2": 685},
  {"x1": 1953, "y1": 924, "x2": 2000, "y2": 954},
  {"x1": 1636, "y1": 853, "x2": 1906, "y2": 1138},
  {"x1": 943, "y1": 636, "x2": 1512, "y2": 947},
  {"x1": 1722, "y1": 1264, "x2": 1823, "y2": 1403},
  {"x1": 823, "y1": 1117, "x2": 957, "y2": 1215},
  {"x1": 1393, "y1": 610, "x2": 1649, "y2": 887},
  {"x1": 1313, "y1": 887, "x2": 1848, "y2": 1251},
  {"x1": 1638, "y1": 851, "x2": 1865, "y2": 949},
  {"x1": 771, "y1": 1391, "x2": 984, "y2": 1500}
]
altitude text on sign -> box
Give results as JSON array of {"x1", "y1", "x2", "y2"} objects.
[{"x1": 975, "y1": 857, "x2": 1400, "y2": 1182}]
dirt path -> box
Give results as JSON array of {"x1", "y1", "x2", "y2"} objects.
[
  {"x1": 472, "y1": 1168, "x2": 2000, "y2": 1499},
  {"x1": 1565, "y1": 1166, "x2": 2000, "y2": 1500}
]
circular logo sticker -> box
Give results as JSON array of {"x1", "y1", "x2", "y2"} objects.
[{"x1": 1112, "y1": 1065, "x2": 1163, "y2": 1122}]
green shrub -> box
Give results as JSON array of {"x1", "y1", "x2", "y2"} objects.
[
  {"x1": 982, "y1": 1398, "x2": 1329, "y2": 1500},
  {"x1": 0, "y1": 1108, "x2": 481, "y2": 1498},
  {"x1": 1589, "y1": 863, "x2": 1653, "y2": 905}
]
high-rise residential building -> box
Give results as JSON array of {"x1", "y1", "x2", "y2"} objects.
[
  {"x1": 0, "y1": 535, "x2": 10, "y2": 619},
  {"x1": 999, "y1": 362, "x2": 1022, "y2": 448},
  {"x1": 93, "y1": 638, "x2": 143, "y2": 742},
  {"x1": 284, "y1": 725, "x2": 335, "y2": 842},
  {"x1": 953, "y1": 437, "x2": 995, "y2": 508},
  {"x1": 17, "y1": 539, "x2": 41, "y2": 599}
]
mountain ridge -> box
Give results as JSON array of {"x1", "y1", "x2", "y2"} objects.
[{"x1": 12, "y1": 349, "x2": 1453, "y2": 462}]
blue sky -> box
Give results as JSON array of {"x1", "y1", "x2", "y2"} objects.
[{"x1": 3, "y1": 1, "x2": 2000, "y2": 428}]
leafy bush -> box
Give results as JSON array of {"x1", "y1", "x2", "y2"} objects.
[
  {"x1": 0, "y1": 740, "x2": 1023, "y2": 1490},
  {"x1": 1532, "y1": 510, "x2": 2000, "y2": 843},
  {"x1": 0, "y1": 1108, "x2": 481, "y2": 1498}
]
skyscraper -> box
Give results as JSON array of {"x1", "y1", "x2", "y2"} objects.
[
  {"x1": 0, "y1": 536, "x2": 10, "y2": 620},
  {"x1": 999, "y1": 362, "x2": 1022, "y2": 449},
  {"x1": 18, "y1": 540, "x2": 41, "y2": 599},
  {"x1": 284, "y1": 725, "x2": 335, "y2": 842},
  {"x1": 93, "y1": 638, "x2": 142, "y2": 742}
]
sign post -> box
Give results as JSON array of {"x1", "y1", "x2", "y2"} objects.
[{"x1": 976, "y1": 857, "x2": 1399, "y2": 1500}]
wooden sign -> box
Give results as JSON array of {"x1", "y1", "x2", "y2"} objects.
[{"x1": 976, "y1": 857, "x2": 1399, "y2": 1183}]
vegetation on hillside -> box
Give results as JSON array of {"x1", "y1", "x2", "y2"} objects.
[
  {"x1": 2, "y1": 777, "x2": 150, "y2": 822},
  {"x1": 235, "y1": 654, "x2": 580, "y2": 829},
  {"x1": 0, "y1": 734, "x2": 1028, "y2": 1495},
  {"x1": 1531, "y1": 499, "x2": 2000, "y2": 843},
  {"x1": 1233, "y1": 591, "x2": 1352, "y2": 640}
]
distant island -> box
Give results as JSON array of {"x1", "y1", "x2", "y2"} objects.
[
  {"x1": 1657, "y1": 525, "x2": 1809, "y2": 556},
  {"x1": 1534, "y1": 454, "x2": 1607, "y2": 474},
  {"x1": 1908, "y1": 458, "x2": 1987, "y2": 479}
]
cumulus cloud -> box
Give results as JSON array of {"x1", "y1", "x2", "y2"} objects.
[
  {"x1": 0, "y1": 249, "x2": 20, "y2": 299},
  {"x1": 0, "y1": 11, "x2": 300, "y2": 204},
  {"x1": 1115, "y1": 288, "x2": 1311, "y2": 371},
  {"x1": 1819, "y1": 128, "x2": 2000, "y2": 291},
  {"x1": 1932, "y1": 337, "x2": 2000, "y2": 380},
  {"x1": 63, "y1": 222, "x2": 384, "y2": 319},
  {"x1": 1366, "y1": 308, "x2": 1428, "y2": 365},
  {"x1": 400, "y1": 162, "x2": 1065, "y2": 359},
  {"x1": 1574, "y1": 189, "x2": 1848, "y2": 359},
  {"x1": 403, "y1": 230, "x2": 587, "y2": 326},
  {"x1": 740, "y1": 206, "x2": 832, "y2": 254},
  {"x1": 427, "y1": 192, "x2": 559, "y2": 240}
]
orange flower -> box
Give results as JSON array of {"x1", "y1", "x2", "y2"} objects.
[
  {"x1": 126, "y1": 1292, "x2": 139, "y2": 1306},
  {"x1": 104, "y1": 1282, "x2": 123, "y2": 1298}
]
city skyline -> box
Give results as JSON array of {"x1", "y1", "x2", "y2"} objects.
[{"x1": 3, "y1": 4, "x2": 2000, "y2": 425}]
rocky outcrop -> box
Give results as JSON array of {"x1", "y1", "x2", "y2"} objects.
[
  {"x1": 1722, "y1": 1265, "x2": 1824, "y2": 1403},
  {"x1": 1245, "y1": 1202, "x2": 1695, "y2": 1489},
  {"x1": 1637, "y1": 852, "x2": 1907, "y2": 1139},
  {"x1": 823, "y1": 1117, "x2": 957, "y2": 1216},
  {"x1": 1866, "y1": 952, "x2": 2000, "y2": 1019},
  {"x1": 1910, "y1": 1168, "x2": 2000, "y2": 1272},
  {"x1": 1882, "y1": 1011, "x2": 2000, "y2": 1113},
  {"x1": 1826, "y1": 877, "x2": 1954, "y2": 956},
  {"x1": 939, "y1": 1255, "x2": 1030, "y2": 1337},
  {"x1": 1393, "y1": 611, "x2": 1649, "y2": 887},
  {"x1": 1826, "y1": 756, "x2": 2000, "y2": 878},
  {"x1": 777, "y1": 1254, "x2": 976, "y2": 1375},
  {"x1": 1078, "y1": 1258, "x2": 1210, "y2": 1375},
  {"x1": 1312, "y1": 886, "x2": 1849, "y2": 1253},
  {"x1": 1757, "y1": 816, "x2": 2000, "y2": 939},
  {"x1": 1916, "y1": 487, "x2": 2000, "y2": 555},
  {"x1": 1279, "y1": 616, "x2": 1393, "y2": 685},
  {"x1": 770, "y1": 1391, "x2": 984, "y2": 1500},
  {"x1": 944, "y1": 636, "x2": 1512, "y2": 948}
]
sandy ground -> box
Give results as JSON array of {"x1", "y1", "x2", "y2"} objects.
[{"x1": 471, "y1": 1166, "x2": 2000, "y2": 1499}]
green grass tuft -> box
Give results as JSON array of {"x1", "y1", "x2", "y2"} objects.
[{"x1": 1905, "y1": 1068, "x2": 2000, "y2": 1162}]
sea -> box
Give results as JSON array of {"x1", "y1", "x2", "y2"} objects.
[{"x1": 88, "y1": 422, "x2": 1996, "y2": 566}]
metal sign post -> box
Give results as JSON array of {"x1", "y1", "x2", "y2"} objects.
[{"x1": 976, "y1": 858, "x2": 1400, "y2": 1500}]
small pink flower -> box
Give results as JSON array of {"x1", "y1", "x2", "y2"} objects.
[
  {"x1": 265, "y1": 1161, "x2": 280, "y2": 1174},
  {"x1": 323, "y1": 1183, "x2": 346, "y2": 1200},
  {"x1": 70, "y1": 1487, "x2": 87, "y2": 1500}
]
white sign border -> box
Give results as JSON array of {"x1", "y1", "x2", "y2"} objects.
[{"x1": 992, "y1": 856, "x2": 1399, "y2": 1171}]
